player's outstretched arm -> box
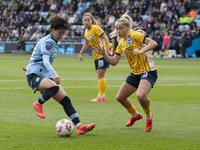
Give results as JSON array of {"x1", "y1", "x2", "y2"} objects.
[
  {"x1": 134, "y1": 38, "x2": 158, "y2": 55},
  {"x1": 93, "y1": 45, "x2": 121, "y2": 66}
]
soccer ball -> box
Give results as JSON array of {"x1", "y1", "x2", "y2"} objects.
[{"x1": 55, "y1": 119, "x2": 74, "y2": 137}]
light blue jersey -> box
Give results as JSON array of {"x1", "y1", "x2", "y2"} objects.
[{"x1": 26, "y1": 34, "x2": 58, "y2": 78}]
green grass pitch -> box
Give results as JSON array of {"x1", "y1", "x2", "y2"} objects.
[{"x1": 0, "y1": 54, "x2": 200, "y2": 150}]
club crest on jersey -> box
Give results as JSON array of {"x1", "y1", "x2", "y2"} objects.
[
  {"x1": 46, "y1": 44, "x2": 51, "y2": 50},
  {"x1": 89, "y1": 34, "x2": 93, "y2": 38},
  {"x1": 127, "y1": 38, "x2": 133, "y2": 45},
  {"x1": 36, "y1": 77, "x2": 40, "y2": 82}
]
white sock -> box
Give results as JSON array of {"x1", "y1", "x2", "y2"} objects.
[
  {"x1": 146, "y1": 114, "x2": 151, "y2": 120},
  {"x1": 76, "y1": 123, "x2": 81, "y2": 128},
  {"x1": 37, "y1": 101, "x2": 42, "y2": 105},
  {"x1": 132, "y1": 112, "x2": 138, "y2": 118},
  {"x1": 98, "y1": 95, "x2": 105, "y2": 98}
]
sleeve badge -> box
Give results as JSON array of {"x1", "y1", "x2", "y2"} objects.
[{"x1": 46, "y1": 44, "x2": 52, "y2": 50}]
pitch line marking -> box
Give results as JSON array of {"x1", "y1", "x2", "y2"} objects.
[
  {"x1": 0, "y1": 77, "x2": 200, "y2": 82},
  {"x1": 1, "y1": 83, "x2": 200, "y2": 90}
]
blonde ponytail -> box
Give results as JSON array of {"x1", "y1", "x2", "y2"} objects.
[{"x1": 109, "y1": 11, "x2": 133, "y2": 39}]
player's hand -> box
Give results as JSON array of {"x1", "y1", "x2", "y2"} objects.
[
  {"x1": 79, "y1": 54, "x2": 84, "y2": 61},
  {"x1": 107, "y1": 50, "x2": 112, "y2": 56},
  {"x1": 53, "y1": 74, "x2": 61, "y2": 85},
  {"x1": 22, "y1": 66, "x2": 27, "y2": 71},
  {"x1": 93, "y1": 45, "x2": 105, "y2": 55},
  {"x1": 133, "y1": 49, "x2": 143, "y2": 55}
]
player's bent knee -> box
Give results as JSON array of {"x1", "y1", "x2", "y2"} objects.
[
  {"x1": 116, "y1": 95, "x2": 124, "y2": 103},
  {"x1": 52, "y1": 85, "x2": 59, "y2": 91},
  {"x1": 49, "y1": 86, "x2": 59, "y2": 95},
  {"x1": 136, "y1": 93, "x2": 146, "y2": 101},
  {"x1": 42, "y1": 86, "x2": 59, "y2": 100}
]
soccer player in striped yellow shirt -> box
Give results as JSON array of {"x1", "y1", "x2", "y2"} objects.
[
  {"x1": 79, "y1": 13, "x2": 110, "y2": 102},
  {"x1": 93, "y1": 13, "x2": 158, "y2": 132}
]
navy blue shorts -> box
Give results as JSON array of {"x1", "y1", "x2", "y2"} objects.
[
  {"x1": 125, "y1": 70, "x2": 158, "y2": 88},
  {"x1": 27, "y1": 73, "x2": 45, "y2": 93},
  {"x1": 95, "y1": 57, "x2": 110, "y2": 70}
]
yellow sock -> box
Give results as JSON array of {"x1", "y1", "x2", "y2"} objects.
[
  {"x1": 143, "y1": 105, "x2": 151, "y2": 117},
  {"x1": 126, "y1": 104, "x2": 137, "y2": 116},
  {"x1": 164, "y1": 50, "x2": 166, "y2": 56},
  {"x1": 98, "y1": 77, "x2": 106, "y2": 96}
]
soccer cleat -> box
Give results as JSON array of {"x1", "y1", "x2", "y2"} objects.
[
  {"x1": 146, "y1": 113, "x2": 153, "y2": 132},
  {"x1": 90, "y1": 96, "x2": 106, "y2": 102},
  {"x1": 33, "y1": 101, "x2": 45, "y2": 118},
  {"x1": 102, "y1": 97, "x2": 106, "y2": 101},
  {"x1": 77, "y1": 123, "x2": 96, "y2": 135},
  {"x1": 126, "y1": 113, "x2": 142, "y2": 127}
]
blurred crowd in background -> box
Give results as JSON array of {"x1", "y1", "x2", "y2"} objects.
[{"x1": 0, "y1": 0, "x2": 200, "y2": 57}]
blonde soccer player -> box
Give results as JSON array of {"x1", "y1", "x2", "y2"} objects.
[
  {"x1": 79, "y1": 13, "x2": 110, "y2": 102},
  {"x1": 93, "y1": 13, "x2": 158, "y2": 132}
]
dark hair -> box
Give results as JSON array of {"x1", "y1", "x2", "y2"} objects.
[{"x1": 49, "y1": 14, "x2": 69, "y2": 30}]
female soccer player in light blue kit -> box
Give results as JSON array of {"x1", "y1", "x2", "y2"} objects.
[{"x1": 26, "y1": 14, "x2": 95, "y2": 135}]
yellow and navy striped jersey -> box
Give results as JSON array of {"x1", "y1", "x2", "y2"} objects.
[
  {"x1": 84, "y1": 25, "x2": 106, "y2": 60},
  {"x1": 116, "y1": 30, "x2": 157, "y2": 75}
]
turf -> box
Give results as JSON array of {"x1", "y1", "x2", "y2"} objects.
[{"x1": 0, "y1": 54, "x2": 200, "y2": 150}]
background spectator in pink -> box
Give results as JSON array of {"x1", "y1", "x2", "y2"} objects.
[{"x1": 162, "y1": 31, "x2": 170, "y2": 57}]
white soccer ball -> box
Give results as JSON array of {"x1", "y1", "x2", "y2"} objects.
[{"x1": 55, "y1": 119, "x2": 74, "y2": 137}]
